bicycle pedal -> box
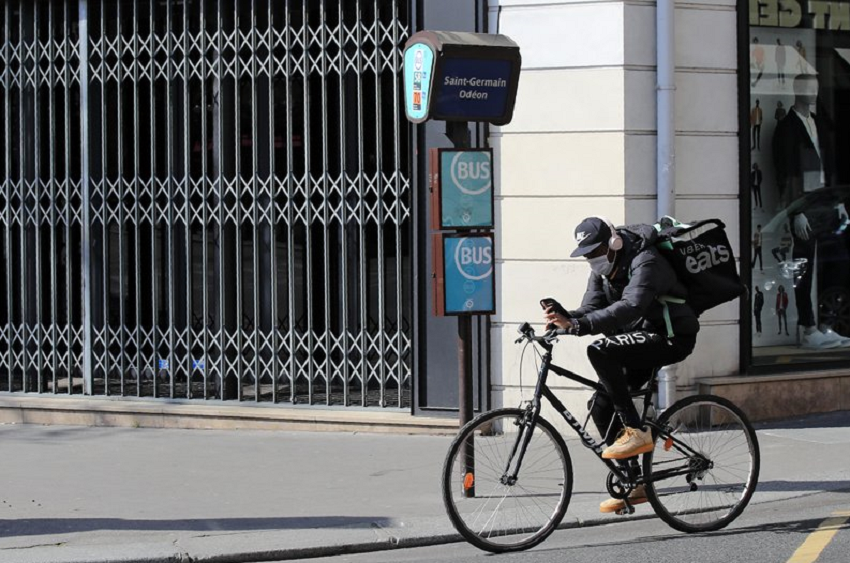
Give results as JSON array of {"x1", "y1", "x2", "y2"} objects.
[{"x1": 614, "y1": 505, "x2": 635, "y2": 516}]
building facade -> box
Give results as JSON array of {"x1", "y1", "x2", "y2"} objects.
[
  {"x1": 1, "y1": 0, "x2": 848, "y2": 420},
  {"x1": 490, "y1": 0, "x2": 849, "y2": 423}
]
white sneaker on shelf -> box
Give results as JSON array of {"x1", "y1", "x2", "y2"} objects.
[
  {"x1": 801, "y1": 329, "x2": 842, "y2": 350},
  {"x1": 818, "y1": 325, "x2": 850, "y2": 347}
]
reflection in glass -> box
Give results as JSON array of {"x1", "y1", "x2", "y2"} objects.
[
  {"x1": 748, "y1": 22, "x2": 850, "y2": 362},
  {"x1": 778, "y1": 258, "x2": 808, "y2": 288}
]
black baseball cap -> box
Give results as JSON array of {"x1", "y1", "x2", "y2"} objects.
[{"x1": 570, "y1": 217, "x2": 611, "y2": 257}]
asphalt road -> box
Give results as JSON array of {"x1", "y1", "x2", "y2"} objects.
[{"x1": 294, "y1": 488, "x2": 850, "y2": 563}]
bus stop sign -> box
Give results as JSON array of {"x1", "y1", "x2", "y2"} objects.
[
  {"x1": 430, "y1": 148, "x2": 494, "y2": 230},
  {"x1": 433, "y1": 233, "x2": 495, "y2": 316},
  {"x1": 403, "y1": 31, "x2": 521, "y2": 125}
]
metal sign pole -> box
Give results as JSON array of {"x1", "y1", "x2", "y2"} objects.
[
  {"x1": 446, "y1": 121, "x2": 475, "y2": 496},
  {"x1": 445, "y1": 121, "x2": 474, "y2": 429}
]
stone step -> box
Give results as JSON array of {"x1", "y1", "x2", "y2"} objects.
[
  {"x1": 0, "y1": 395, "x2": 459, "y2": 434},
  {"x1": 697, "y1": 369, "x2": 850, "y2": 422}
]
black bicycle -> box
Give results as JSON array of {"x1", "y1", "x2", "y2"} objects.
[{"x1": 442, "y1": 322, "x2": 760, "y2": 553}]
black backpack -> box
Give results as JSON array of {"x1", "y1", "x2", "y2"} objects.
[{"x1": 654, "y1": 218, "x2": 746, "y2": 316}]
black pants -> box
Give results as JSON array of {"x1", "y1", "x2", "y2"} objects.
[
  {"x1": 751, "y1": 245, "x2": 763, "y2": 270},
  {"x1": 586, "y1": 331, "x2": 697, "y2": 445},
  {"x1": 789, "y1": 213, "x2": 850, "y2": 328},
  {"x1": 777, "y1": 309, "x2": 788, "y2": 334},
  {"x1": 792, "y1": 233, "x2": 816, "y2": 327},
  {"x1": 752, "y1": 184, "x2": 762, "y2": 208},
  {"x1": 754, "y1": 309, "x2": 762, "y2": 333},
  {"x1": 772, "y1": 246, "x2": 788, "y2": 262}
]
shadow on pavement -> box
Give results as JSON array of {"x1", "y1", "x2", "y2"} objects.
[
  {"x1": 754, "y1": 410, "x2": 850, "y2": 430},
  {"x1": 755, "y1": 481, "x2": 850, "y2": 492},
  {"x1": 0, "y1": 515, "x2": 395, "y2": 536}
]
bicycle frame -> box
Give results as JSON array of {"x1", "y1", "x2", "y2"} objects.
[{"x1": 504, "y1": 336, "x2": 708, "y2": 490}]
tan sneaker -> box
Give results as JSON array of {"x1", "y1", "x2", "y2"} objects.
[
  {"x1": 601, "y1": 426, "x2": 654, "y2": 460},
  {"x1": 599, "y1": 484, "x2": 648, "y2": 513}
]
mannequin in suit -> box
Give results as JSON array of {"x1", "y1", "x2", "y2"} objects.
[{"x1": 772, "y1": 74, "x2": 848, "y2": 348}]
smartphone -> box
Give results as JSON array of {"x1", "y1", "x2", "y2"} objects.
[
  {"x1": 540, "y1": 297, "x2": 558, "y2": 310},
  {"x1": 540, "y1": 297, "x2": 569, "y2": 318}
]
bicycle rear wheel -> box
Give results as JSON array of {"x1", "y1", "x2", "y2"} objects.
[
  {"x1": 643, "y1": 395, "x2": 760, "y2": 533},
  {"x1": 442, "y1": 408, "x2": 573, "y2": 553}
]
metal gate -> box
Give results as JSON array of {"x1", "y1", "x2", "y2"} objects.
[{"x1": 0, "y1": 0, "x2": 413, "y2": 408}]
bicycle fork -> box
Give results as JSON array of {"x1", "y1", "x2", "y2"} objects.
[
  {"x1": 497, "y1": 353, "x2": 558, "y2": 488},
  {"x1": 458, "y1": 406, "x2": 538, "y2": 499}
]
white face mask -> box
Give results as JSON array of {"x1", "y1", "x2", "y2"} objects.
[{"x1": 588, "y1": 253, "x2": 615, "y2": 277}]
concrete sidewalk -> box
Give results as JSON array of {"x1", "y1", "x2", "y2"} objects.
[{"x1": 0, "y1": 411, "x2": 848, "y2": 563}]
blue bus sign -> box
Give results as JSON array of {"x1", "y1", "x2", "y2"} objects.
[
  {"x1": 433, "y1": 233, "x2": 495, "y2": 316},
  {"x1": 430, "y1": 148, "x2": 493, "y2": 229}
]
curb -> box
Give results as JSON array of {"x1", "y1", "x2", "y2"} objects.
[
  {"x1": 60, "y1": 513, "x2": 657, "y2": 563},
  {"x1": 197, "y1": 514, "x2": 658, "y2": 562}
]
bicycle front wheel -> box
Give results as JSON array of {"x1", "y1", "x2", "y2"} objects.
[
  {"x1": 442, "y1": 408, "x2": 573, "y2": 553},
  {"x1": 644, "y1": 395, "x2": 760, "y2": 533}
]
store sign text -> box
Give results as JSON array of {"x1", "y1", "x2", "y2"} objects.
[{"x1": 751, "y1": 0, "x2": 850, "y2": 29}]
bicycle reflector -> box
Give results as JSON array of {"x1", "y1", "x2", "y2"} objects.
[
  {"x1": 463, "y1": 472, "x2": 475, "y2": 491},
  {"x1": 664, "y1": 437, "x2": 674, "y2": 451}
]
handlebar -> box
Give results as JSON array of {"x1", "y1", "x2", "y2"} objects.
[{"x1": 515, "y1": 322, "x2": 568, "y2": 345}]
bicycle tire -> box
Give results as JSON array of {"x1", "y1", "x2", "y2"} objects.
[
  {"x1": 442, "y1": 408, "x2": 573, "y2": 553},
  {"x1": 643, "y1": 394, "x2": 760, "y2": 533}
]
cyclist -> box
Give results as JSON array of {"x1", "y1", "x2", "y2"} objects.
[{"x1": 543, "y1": 216, "x2": 700, "y2": 513}]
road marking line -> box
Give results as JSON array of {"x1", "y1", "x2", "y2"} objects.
[{"x1": 786, "y1": 511, "x2": 850, "y2": 563}]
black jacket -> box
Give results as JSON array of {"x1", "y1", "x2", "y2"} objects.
[
  {"x1": 754, "y1": 291, "x2": 764, "y2": 313},
  {"x1": 772, "y1": 108, "x2": 831, "y2": 208},
  {"x1": 568, "y1": 225, "x2": 700, "y2": 337}
]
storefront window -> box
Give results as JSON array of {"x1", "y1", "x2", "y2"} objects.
[{"x1": 749, "y1": 1, "x2": 850, "y2": 366}]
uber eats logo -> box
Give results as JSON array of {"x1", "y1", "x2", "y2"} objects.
[{"x1": 681, "y1": 243, "x2": 731, "y2": 274}]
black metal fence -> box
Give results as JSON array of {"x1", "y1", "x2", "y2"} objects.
[{"x1": 0, "y1": 0, "x2": 413, "y2": 408}]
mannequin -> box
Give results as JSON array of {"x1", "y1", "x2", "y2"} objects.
[{"x1": 772, "y1": 74, "x2": 848, "y2": 348}]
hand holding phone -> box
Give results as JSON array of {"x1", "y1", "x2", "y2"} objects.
[
  {"x1": 540, "y1": 298, "x2": 570, "y2": 333},
  {"x1": 539, "y1": 297, "x2": 568, "y2": 317}
]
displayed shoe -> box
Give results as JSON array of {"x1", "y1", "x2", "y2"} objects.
[
  {"x1": 601, "y1": 427, "x2": 654, "y2": 460},
  {"x1": 818, "y1": 325, "x2": 850, "y2": 347},
  {"x1": 600, "y1": 484, "x2": 648, "y2": 514},
  {"x1": 801, "y1": 329, "x2": 842, "y2": 350}
]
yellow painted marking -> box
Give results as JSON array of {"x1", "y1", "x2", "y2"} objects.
[{"x1": 786, "y1": 511, "x2": 850, "y2": 563}]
